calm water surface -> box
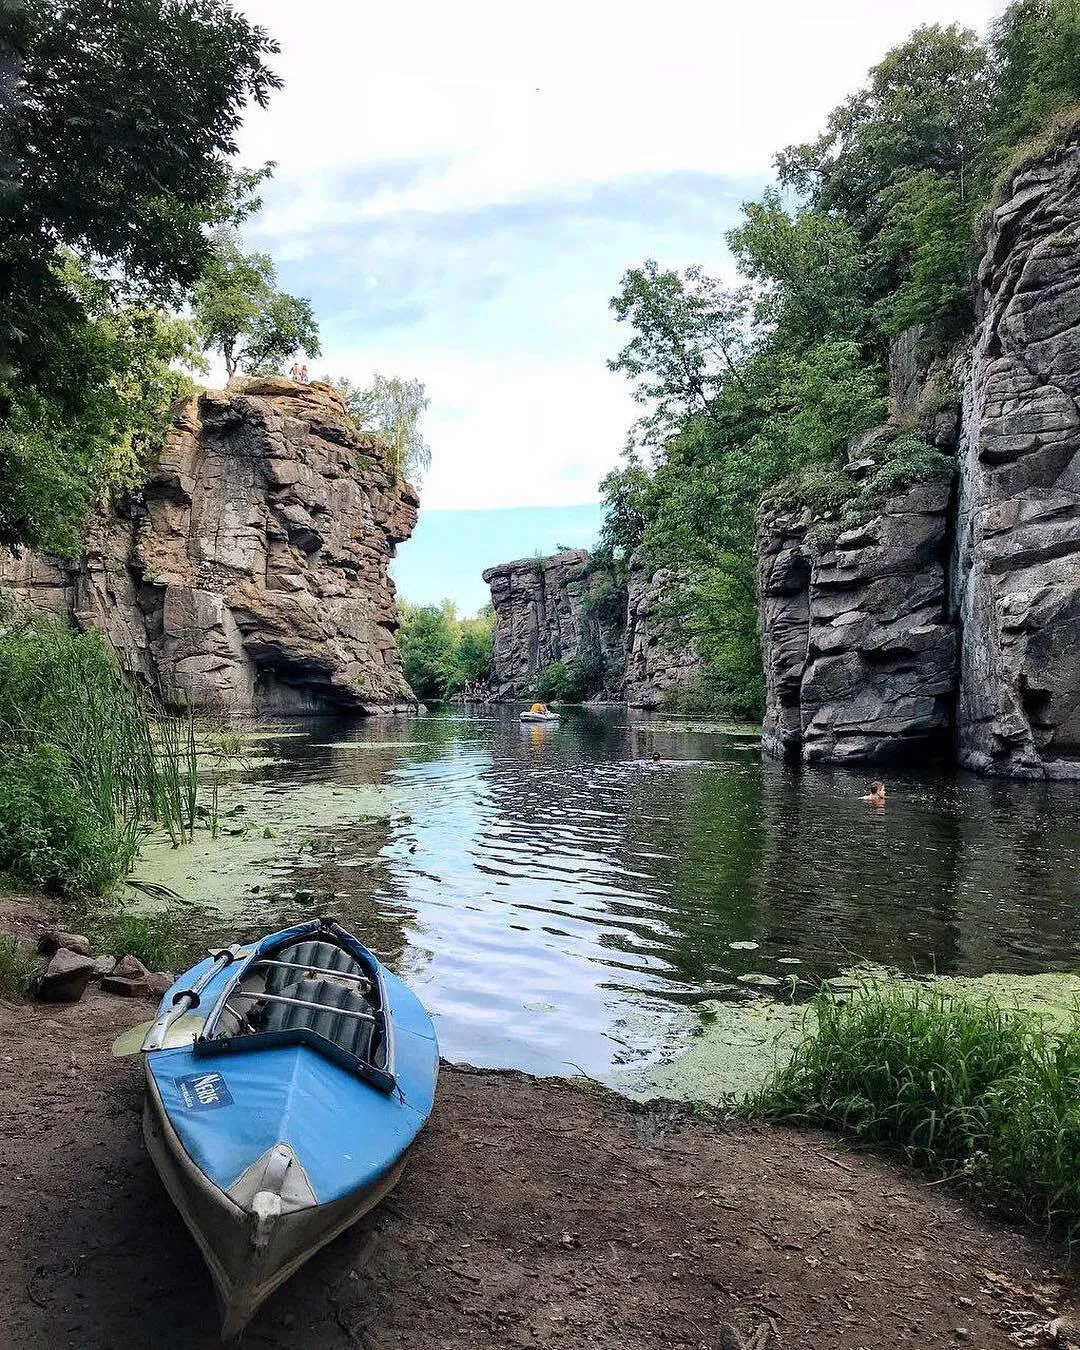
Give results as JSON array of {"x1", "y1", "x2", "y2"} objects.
[{"x1": 177, "y1": 706, "x2": 1080, "y2": 1079}]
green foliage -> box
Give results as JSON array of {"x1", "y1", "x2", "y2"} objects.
[
  {"x1": 193, "y1": 229, "x2": 320, "y2": 379},
  {"x1": 747, "y1": 985, "x2": 1080, "y2": 1241},
  {"x1": 329, "y1": 374, "x2": 431, "y2": 481},
  {"x1": 0, "y1": 256, "x2": 205, "y2": 555},
  {"x1": 534, "y1": 662, "x2": 574, "y2": 702},
  {"x1": 90, "y1": 907, "x2": 191, "y2": 971},
  {"x1": 0, "y1": 934, "x2": 40, "y2": 1000},
  {"x1": 991, "y1": 0, "x2": 1080, "y2": 153},
  {"x1": 397, "y1": 601, "x2": 493, "y2": 701},
  {"x1": 602, "y1": 9, "x2": 1080, "y2": 715},
  {"x1": 0, "y1": 603, "x2": 201, "y2": 894},
  {"x1": 1, "y1": 0, "x2": 279, "y2": 552}
]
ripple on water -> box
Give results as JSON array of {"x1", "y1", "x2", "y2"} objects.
[{"x1": 127, "y1": 707, "x2": 1080, "y2": 1081}]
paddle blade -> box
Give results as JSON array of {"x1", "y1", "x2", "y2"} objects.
[
  {"x1": 111, "y1": 1021, "x2": 153, "y2": 1057},
  {"x1": 110, "y1": 1012, "x2": 205, "y2": 1057}
]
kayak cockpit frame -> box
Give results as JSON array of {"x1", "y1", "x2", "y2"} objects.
[{"x1": 190, "y1": 919, "x2": 397, "y2": 1094}]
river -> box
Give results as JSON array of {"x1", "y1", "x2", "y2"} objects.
[{"x1": 130, "y1": 706, "x2": 1080, "y2": 1082}]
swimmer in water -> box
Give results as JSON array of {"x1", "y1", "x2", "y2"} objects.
[
  {"x1": 652, "y1": 753, "x2": 661, "y2": 763},
  {"x1": 861, "y1": 780, "x2": 886, "y2": 806}
]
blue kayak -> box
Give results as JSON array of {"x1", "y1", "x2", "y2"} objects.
[{"x1": 140, "y1": 918, "x2": 438, "y2": 1339}]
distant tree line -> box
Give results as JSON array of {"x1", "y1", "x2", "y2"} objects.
[{"x1": 397, "y1": 601, "x2": 494, "y2": 702}]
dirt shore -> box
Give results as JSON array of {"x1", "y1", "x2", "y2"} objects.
[{"x1": 0, "y1": 896, "x2": 1073, "y2": 1349}]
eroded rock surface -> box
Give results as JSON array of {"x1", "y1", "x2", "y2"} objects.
[
  {"x1": 1, "y1": 378, "x2": 418, "y2": 714},
  {"x1": 623, "y1": 550, "x2": 705, "y2": 709},
  {"x1": 954, "y1": 143, "x2": 1080, "y2": 778},
  {"x1": 759, "y1": 137, "x2": 1080, "y2": 776},
  {"x1": 758, "y1": 478, "x2": 957, "y2": 763},
  {"x1": 483, "y1": 550, "x2": 625, "y2": 700}
]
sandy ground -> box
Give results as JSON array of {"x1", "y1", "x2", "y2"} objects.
[{"x1": 0, "y1": 978, "x2": 1073, "y2": 1350}]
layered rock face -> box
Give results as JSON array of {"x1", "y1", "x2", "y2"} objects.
[
  {"x1": 954, "y1": 145, "x2": 1080, "y2": 778},
  {"x1": 758, "y1": 480, "x2": 957, "y2": 763},
  {"x1": 757, "y1": 139, "x2": 1080, "y2": 776},
  {"x1": 0, "y1": 378, "x2": 418, "y2": 713},
  {"x1": 623, "y1": 550, "x2": 705, "y2": 708},
  {"x1": 482, "y1": 550, "x2": 626, "y2": 699}
]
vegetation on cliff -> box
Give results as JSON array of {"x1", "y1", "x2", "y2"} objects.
[
  {"x1": 1, "y1": 0, "x2": 281, "y2": 555},
  {"x1": 600, "y1": 0, "x2": 1080, "y2": 720}
]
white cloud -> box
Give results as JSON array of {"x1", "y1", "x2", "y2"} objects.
[{"x1": 233, "y1": 0, "x2": 1004, "y2": 511}]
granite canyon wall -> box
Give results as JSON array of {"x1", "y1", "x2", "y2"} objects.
[
  {"x1": 0, "y1": 377, "x2": 418, "y2": 714},
  {"x1": 483, "y1": 547, "x2": 703, "y2": 705},
  {"x1": 757, "y1": 137, "x2": 1080, "y2": 778}
]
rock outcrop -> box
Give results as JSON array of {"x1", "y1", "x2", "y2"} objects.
[
  {"x1": 758, "y1": 478, "x2": 957, "y2": 763},
  {"x1": 623, "y1": 550, "x2": 705, "y2": 708},
  {"x1": 953, "y1": 143, "x2": 1080, "y2": 778},
  {"x1": 483, "y1": 550, "x2": 625, "y2": 700},
  {"x1": 757, "y1": 137, "x2": 1080, "y2": 777},
  {"x1": 1, "y1": 378, "x2": 418, "y2": 713}
]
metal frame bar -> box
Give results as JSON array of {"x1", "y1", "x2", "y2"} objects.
[
  {"x1": 226, "y1": 988, "x2": 376, "y2": 1023},
  {"x1": 249, "y1": 958, "x2": 371, "y2": 986}
]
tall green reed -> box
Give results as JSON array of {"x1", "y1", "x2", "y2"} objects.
[{"x1": 0, "y1": 599, "x2": 200, "y2": 893}]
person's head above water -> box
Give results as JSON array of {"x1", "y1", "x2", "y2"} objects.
[
  {"x1": 652, "y1": 752, "x2": 661, "y2": 762},
  {"x1": 861, "y1": 780, "x2": 886, "y2": 802}
]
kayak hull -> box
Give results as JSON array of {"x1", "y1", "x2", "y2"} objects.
[
  {"x1": 143, "y1": 1074, "x2": 406, "y2": 1338},
  {"x1": 141, "y1": 922, "x2": 438, "y2": 1340}
]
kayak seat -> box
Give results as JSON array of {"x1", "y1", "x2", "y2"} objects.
[
  {"x1": 263, "y1": 941, "x2": 366, "y2": 997},
  {"x1": 263, "y1": 977, "x2": 376, "y2": 1062}
]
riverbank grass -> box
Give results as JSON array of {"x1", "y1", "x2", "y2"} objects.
[
  {"x1": 0, "y1": 603, "x2": 200, "y2": 896},
  {"x1": 746, "y1": 984, "x2": 1080, "y2": 1240}
]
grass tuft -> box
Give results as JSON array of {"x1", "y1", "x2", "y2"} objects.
[
  {"x1": 0, "y1": 598, "x2": 201, "y2": 894},
  {"x1": 745, "y1": 985, "x2": 1080, "y2": 1243},
  {"x1": 90, "y1": 908, "x2": 192, "y2": 973},
  {"x1": 0, "y1": 934, "x2": 40, "y2": 999}
]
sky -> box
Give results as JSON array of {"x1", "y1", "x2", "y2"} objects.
[{"x1": 234, "y1": 0, "x2": 1001, "y2": 609}]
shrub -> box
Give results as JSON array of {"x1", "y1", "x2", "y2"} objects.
[{"x1": 746, "y1": 985, "x2": 1080, "y2": 1241}]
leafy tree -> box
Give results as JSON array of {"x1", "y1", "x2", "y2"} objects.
[
  {"x1": 991, "y1": 0, "x2": 1080, "y2": 152},
  {"x1": 2, "y1": 0, "x2": 279, "y2": 382},
  {"x1": 329, "y1": 373, "x2": 431, "y2": 481},
  {"x1": 192, "y1": 229, "x2": 319, "y2": 379},
  {"x1": 397, "y1": 601, "x2": 492, "y2": 701},
  {"x1": 0, "y1": 0, "x2": 280, "y2": 552},
  {"x1": 0, "y1": 256, "x2": 204, "y2": 554},
  {"x1": 608, "y1": 261, "x2": 751, "y2": 452}
]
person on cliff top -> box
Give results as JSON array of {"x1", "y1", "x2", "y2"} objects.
[
  {"x1": 861, "y1": 780, "x2": 886, "y2": 806},
  {"x1": 289, "y1": 361, "x2": 301, "y2": 380},
  {"x1": 299, "y1": 363, "x2": 309, "y2": 383}
]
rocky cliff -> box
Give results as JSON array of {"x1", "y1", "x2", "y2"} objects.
[
  {"x1": 482, "y1": 550, "x2": 625, "y2": 700},
  {"x1": 757, "y1": 137, "x2": 1080, "y2": 777},
  {"x1": 623, "y1": 549, "x2": 705, "y2": 708},
  {"x1": 953, "y1": 143, "x2": 1080, "y2": 778},
  {"x1": 758, "y1": 477, "x2": 957, "y2": 763},
  {"x1": 482, "y1": 546, "x2": 705, "y2": 704},
  {"x1": 0, "y1": 377, "x2": 418, "y2": 713}
]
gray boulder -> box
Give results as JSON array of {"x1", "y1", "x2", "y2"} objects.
[{"x1": 38, "y1": 948, "x2": 95, "y2": 1003}]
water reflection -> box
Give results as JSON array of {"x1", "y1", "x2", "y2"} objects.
[{"x1": 179, "y1": 707, "x2": 1080, "y2": 1079}]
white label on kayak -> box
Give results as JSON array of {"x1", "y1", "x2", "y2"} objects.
[{"x1": 175, "y1": 1071, "x2": 234, "y2": 1110}]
